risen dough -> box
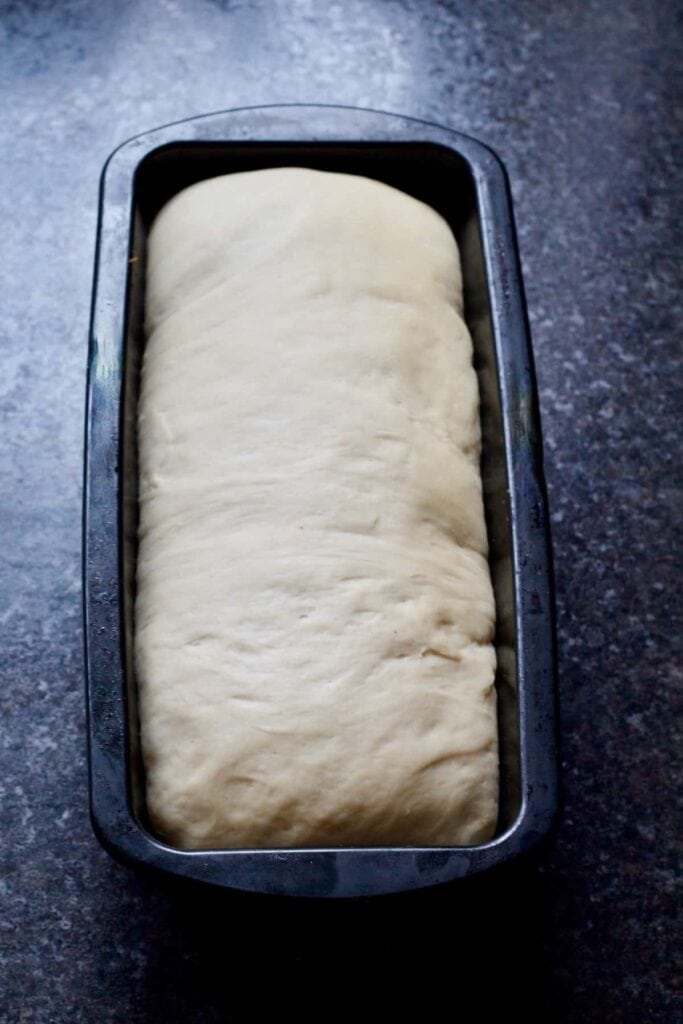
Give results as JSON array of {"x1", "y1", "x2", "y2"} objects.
[{"x1": 136, "y1": 167, "x2": 498, "y2": 849}]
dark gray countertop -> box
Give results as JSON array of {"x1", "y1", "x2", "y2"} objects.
[{"x1": 1, "y1": 1, "x2": 680, "y2": 1021}]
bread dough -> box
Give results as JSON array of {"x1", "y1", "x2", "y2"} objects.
[{"x1": 136, "y1": 167, "x2": 498, "y2": 849}]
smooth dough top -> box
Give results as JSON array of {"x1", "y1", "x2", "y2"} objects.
[{"x1": 136, "y1": 167, "x2": 498, "y2": 849}]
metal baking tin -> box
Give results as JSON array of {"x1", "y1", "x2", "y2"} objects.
[{"x1": 84, "y1": 104, "x2": 558, "y2": 898}]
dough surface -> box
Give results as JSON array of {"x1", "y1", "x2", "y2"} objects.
[{"x1": 136, "y1": 167, "x2": 498, "y2": 849}]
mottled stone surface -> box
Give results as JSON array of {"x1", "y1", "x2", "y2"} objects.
[{"x1": 0, "y1": 1, "x2": 680, "y2": 1021}]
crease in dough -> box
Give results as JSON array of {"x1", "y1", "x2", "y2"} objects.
[{"x1": 136, "y1": 167, "x2": 499, "y2": 849}]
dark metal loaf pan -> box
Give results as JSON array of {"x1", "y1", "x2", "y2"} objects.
[{"x1": 84, "y1": 104, "x2": 558, "y2": 898}]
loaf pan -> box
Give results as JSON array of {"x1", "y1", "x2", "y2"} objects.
[{"x1": 84, "y1": 104, "x2": 558, "y2": 897}]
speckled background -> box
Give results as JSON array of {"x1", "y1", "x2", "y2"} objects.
[{"x1": 1, "y1": 1, "x2": 681, "y2": 1021}]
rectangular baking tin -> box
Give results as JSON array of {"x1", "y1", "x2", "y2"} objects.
[{"x1": 84, "y1": 104, "x2": 558, "y2": 898}]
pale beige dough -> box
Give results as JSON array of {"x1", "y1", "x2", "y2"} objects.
[{"x1": 136, "y1": 167, "x2": 498, "y2": 849}]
